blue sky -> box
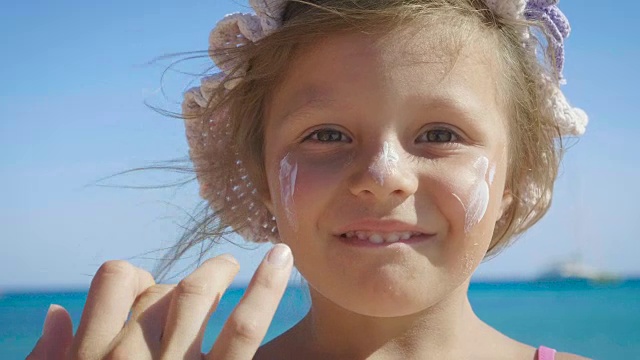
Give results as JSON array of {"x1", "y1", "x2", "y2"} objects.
[{"x1": 1, "y1": 1, "x2": 639, "y2": 290}]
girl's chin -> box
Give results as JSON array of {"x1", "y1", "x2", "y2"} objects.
[
  {"x1": 334, "y1": 292, "x2": 432, "y2": 318},
  {"x1": 309, "y1": 276, "x2": 438, "y2": 318}
]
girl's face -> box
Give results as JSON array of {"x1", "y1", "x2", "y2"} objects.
[{"x1": 262, "y1": 28, "x2": 511, "y2": 317}]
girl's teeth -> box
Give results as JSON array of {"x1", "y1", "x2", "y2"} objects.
[
  {"x1": 369, "y1": 234, "x2": 384, "y2": 244},
  {"x1": 386, "y1": 233, "x2": 400, "y2": 243},
  {"x1": 343, "y1": 231, "x2": 420, "y2": 244}
]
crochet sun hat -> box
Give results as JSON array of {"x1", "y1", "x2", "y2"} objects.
[{"x1": 182, "y1": 0, "x2": 588, "y2": 244}]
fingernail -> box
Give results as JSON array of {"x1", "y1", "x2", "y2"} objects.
[
  {"x1": 219, "y1": 253, "x2": 239, "y2": 265},
  {"x1": 266, "y1": 244, "x2": 292, "y2": 268}
]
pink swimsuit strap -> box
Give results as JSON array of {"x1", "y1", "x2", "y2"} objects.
[{"x1": 536, "y1": 346, "x2": 557, "y2": 360}]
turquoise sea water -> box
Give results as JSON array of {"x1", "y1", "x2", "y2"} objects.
[{"x1": 2, "y1": 279, "x2": 638, "y2": 359}]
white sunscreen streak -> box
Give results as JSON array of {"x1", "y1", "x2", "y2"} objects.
[
  {"x1": 368, "y1": 141, "x2": 400, "y2": 186},
  {"x1": 464, "y1": 156, "x2": 490, "y2": 233},
  {"x1": 279, "y1": 154, "x2": 298, "y2": 230}
]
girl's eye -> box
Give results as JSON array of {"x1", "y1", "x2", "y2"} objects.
[
  {"x1": 303, "y1": 129, "x2": 350, "y2": 143},
  {"x1": 418, "y1": 128, "x2": 460, "y2": 143}
]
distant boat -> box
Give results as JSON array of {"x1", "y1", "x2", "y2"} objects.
[
  {"x1": 537, "y1": 173, "x2": 623, "y2": 284},
  {"x1": 536, "y1": 256, "x2": 621, "y2": 283}
]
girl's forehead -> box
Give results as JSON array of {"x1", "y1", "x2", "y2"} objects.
[
  {"x1": 292, "y1": 30, "x2": 458, "y2": 79},
  {"x1": 289, "y1": 22, "x2": 497, "y2": 76},
  {"x1": 267, "y1": 29, "x2": 503, "y2": 129}
]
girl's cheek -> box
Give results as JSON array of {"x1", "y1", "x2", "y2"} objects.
[{"x1": 274, "y1": 151, "x2": 352, "y2": 233}]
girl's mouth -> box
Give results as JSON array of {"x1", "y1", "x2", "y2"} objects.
[{"x1": 337, "y1": 231, "x2": 433, "y2": 246}]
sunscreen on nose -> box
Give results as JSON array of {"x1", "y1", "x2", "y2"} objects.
[{"x1": 368, "y1": 141, "x2": 400, "y2": 186}]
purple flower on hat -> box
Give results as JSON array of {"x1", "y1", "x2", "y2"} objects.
[{"x1": 525, "y1": 0, "x2": 571, "y2": 80}]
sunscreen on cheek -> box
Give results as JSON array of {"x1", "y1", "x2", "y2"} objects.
[
  {"x1": 368, "y1": 141, "x2": 400, "y2": 186},
  {"x1": 279, "y1": 153, "x2": 298, "y2": 230},
  {"x1": 466, "y1": 157, "x2": 490, "y2": 233},
  {"x1": 453, "y1": 156, "x2": 492, "y2": 234}
]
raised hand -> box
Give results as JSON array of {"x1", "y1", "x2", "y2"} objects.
[{"x1": 27, "y1": 244, "x2": 293, "y2": 360}]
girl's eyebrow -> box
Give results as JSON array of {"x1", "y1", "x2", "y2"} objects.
[
  {"x1": 420, "y1": 96, "x2": 482, "y2": 119},
  {"x1": 416, "y1": 87, "x2": 493, "y2": 122},
  {"x1": 276, "y1": 86, "x2": 491, "y2": 127},
  {"x1": 277, "y1": 87, "x2": 339, "y2": 126}
]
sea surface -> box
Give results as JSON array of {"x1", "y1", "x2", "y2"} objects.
[{"x1": 2, "y1": 279, "x2": 638, "y2": 359}]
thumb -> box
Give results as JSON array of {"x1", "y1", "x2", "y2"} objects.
[{"x1": 27, "y1": 304, "x2": 74, "y2": 360}]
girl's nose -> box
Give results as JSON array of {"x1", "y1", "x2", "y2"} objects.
[{"x1": 348, "y1": 141, "x2": 419, "y2": 202}]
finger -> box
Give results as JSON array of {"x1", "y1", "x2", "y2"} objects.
[
  {"x1": 129, "y1": 284, "x2": 176, "y2": 341},
  {"x1": 71, "y1": 261, "x2": 155, "y2": 358},
  {"x1": 27, "y1": 304, "x2": 73, "y2": 360},
  {"x1": 160, "y1": 255, "x2": 240, "y2": 359},
  {"x1": 207, "y1": 244, "x2": 293, "y2": 360},
  {"x1": 107, "y1": 284, "x2": 175, "y2": 360}
]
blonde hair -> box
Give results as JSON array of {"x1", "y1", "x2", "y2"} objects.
[{"x1": 153, "y1": 0, "x2": 565, "y2": 281}]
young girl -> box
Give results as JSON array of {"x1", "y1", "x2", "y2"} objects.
[{"x1": 30, "y1": 0, "x2": 590, "y2": 359}]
